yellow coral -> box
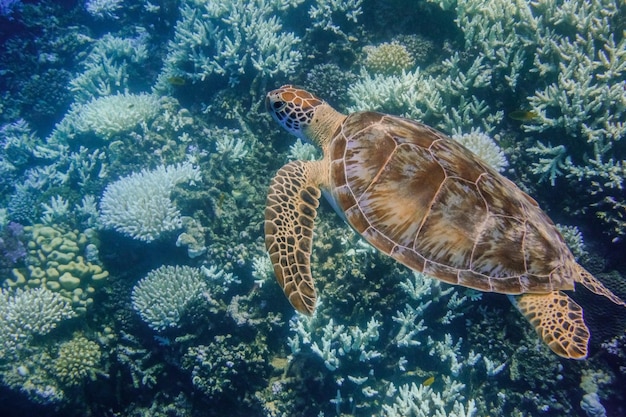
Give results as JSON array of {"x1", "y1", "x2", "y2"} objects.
[
  {"x1": 54, "y1": 335, "x2": 102, "y2": 386},
  {"x1": 364, "y1": 42, "x2": 415, "y2": 75},
  {"x1": 5, "y1": 224, "x2": 108, "y2": 315}
]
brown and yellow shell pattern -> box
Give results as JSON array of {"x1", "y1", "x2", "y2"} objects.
[
  {"x1": 264, "y1": 85, "x2": 626, "y2": 360},
  {"x1": 329, "y1": 112, "x2": 572, "y2": 294}
]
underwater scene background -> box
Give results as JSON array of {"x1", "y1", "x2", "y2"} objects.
[{"x1": 1, "y1": 0, "x2": 625, "y2": 416}]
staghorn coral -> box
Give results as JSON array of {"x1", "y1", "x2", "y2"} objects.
[
  {"x1": 84, "y1": 0, "x2": 123, "y2": 20},
  {"x1": 157, "y1": 0, "x2": 303, "y2": 89},
  {"x1": 70, "y1": 34, "x2": 148, "y2": 101},
  {"x1": 382, "y1": 381, "x2": 477, "y2": 417}
]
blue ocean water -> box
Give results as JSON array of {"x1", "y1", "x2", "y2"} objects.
[{"x1": 0, "y1": 0, "x2": 625, "y2": 416}]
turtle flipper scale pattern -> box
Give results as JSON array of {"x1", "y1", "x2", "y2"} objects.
[
  {"x1": 265, "y1": 160, "x2": 322, "y2": 315},
  {"x1": 515, "y1": 292, "x2": 589, "y2": 359}
]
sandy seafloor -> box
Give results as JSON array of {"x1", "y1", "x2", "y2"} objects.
[{"x1": 0, "y1": 1, "x2": 625, "y2": 416}]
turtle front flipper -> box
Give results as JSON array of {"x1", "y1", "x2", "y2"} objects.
[
  {"x1": 265, "y1": 160, "x2": 326, "y2": 315},
  {"x1": 514, "y1": 292, "x2": 589, "y2": 359}
]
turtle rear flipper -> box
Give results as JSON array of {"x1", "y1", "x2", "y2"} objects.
[
  {"x1": 514, "y1": 292, "x2": 589, "y2": 359},
  {"x1": 265, "y1": 160, "x2": 326, "y2": 316},
  {"x1": 576, "y1": 264, "x2": 626, "y2": 307}
]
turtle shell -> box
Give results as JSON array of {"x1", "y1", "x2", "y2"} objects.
[{"x1": 329, "y1": 112, "x2": 576, "y2": 294}]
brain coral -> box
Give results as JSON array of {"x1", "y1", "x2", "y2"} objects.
[
  {"x1": 131, "y1": 265, "x2": 207, "y2": 331},
  {"x1": 99, "y1": 162, "x2": 201, "y2": 242}
]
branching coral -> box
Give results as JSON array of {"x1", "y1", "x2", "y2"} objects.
[
  {"x1": 363, "y1": 42, "x2": 415, "y2": 75},
  {"x1": 70, "y1": 93, "x2": 160, "y2": 139},
  {"x1": 0, "y1": 287, "x2": 75, "y2": 360},
  {"x1": 99, "y1": 162, "x2": 201, "y2": 242},
  {"x1": 54, "y1": 334, "x2": 102, "y2": 386},
  {"x1": 158, "y1": 0, "x2": 303, "y2": 88},
  {"x1": 131, "y1": 265, "x2": 207, "y2": 331}
]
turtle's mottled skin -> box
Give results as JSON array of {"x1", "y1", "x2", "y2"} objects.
[{"x1": 264, "y1": 85, "x2": 625, "y2": 359}]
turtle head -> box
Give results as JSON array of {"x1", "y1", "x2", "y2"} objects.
[{"x1": 266, "y1": 85, "x2": 327, "y2": 142}]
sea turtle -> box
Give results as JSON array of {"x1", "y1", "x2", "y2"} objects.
[{"x1": 264, "y1": 85, "x2": 625, "y2": 359}]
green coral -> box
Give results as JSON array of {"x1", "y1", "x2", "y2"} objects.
[
  {"x1": 54, "y1": 335, "x2": 102, "y2": 386},
  {"x1": 364, "y1": 42, "x2": 415, "y2": 75},
  {"x1": 6, "y1": 224, "x2": 108, "y2": 314}
]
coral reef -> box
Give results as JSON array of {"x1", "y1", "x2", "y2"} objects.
[
  {"x1": 70, "y1": 35, "x2": 148, "y2": 101},
  {"x1": 0, "y1": 287, "x2": 75, "y2": 359},
  {"x1": 131, "y1": 265, "x2": 208, "y2": 331},
  {"x1": 54, "y1": 334, "x2": 102, "y2": 386},
  {"x1": 99, "y1": 162, "x2": 201, "y2": 242},
  {"x1": 0, "y1": 0, "x2": 624, "y2": 416},
  {"x1": 451, "y1": 129, "x2": 508, "y2": 172},
  {"x1": 84, "y1": 0, "x2": 123, "y2": 20},
  {"x1": 6, "y1": 224, "x2": 108, "y2": 314},
  {"x1": 0, "y1": 221, "x2": 27, "y2": 267},
  {"x1": 69, "y1": 93, "x2": 160, "y2": 140},
  {"x1": 183, "y1": 334, "x2": 270, "y2": 399},
  {"x1": 363, "y1": 42, "x2": 415, "y2": 75},
  {"x1": 157, "y1": 0, "x2": 304, "y2": 90}
]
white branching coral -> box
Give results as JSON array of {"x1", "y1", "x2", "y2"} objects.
[
  {"x1": 0, "y1": 288, "x2": 76, "y2": 359},
  {"x1": 131, "y1": 265, "x2": 207, "y2": 331},
  {"x1": 347, "y1": 59, "x2": 501, "y2": 134},
  {"x1": 158, "y1": 0, "x2": 303, "y2": 88},
  {"x1": 85, "y1": 0, "x2": 123, "y2": 20},
  {"x1": 69, "y1": 93, "x2": 160, "y2": 139},
  {"x1": 452, "y1": 129, "x2": 508, "y2": 172},
  {"x1": 70, "y1": 35, "x2": 148, "y2": 101},
  {"x1": 99, "y1": 162, "x2": 201, "y2": 242},
  {"x1": 382, "y1": 380, "x2": 477, "y2": 417}
]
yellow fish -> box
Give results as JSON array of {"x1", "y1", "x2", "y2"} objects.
[
  {"x1": 422, "y1": 376, "x2": 435, "y2": 386},
  {"x1": 167, "y1": 76, "x2": 186, "y2": 86},
  {"x1": 508, "y1": 110, "x2": 538, "y2": 121}
]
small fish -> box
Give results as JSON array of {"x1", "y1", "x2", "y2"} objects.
[
  {"x1": 508, "y1": 110, "x2": 539, "y2": 121},
  {"x1": 167, "y1": 76, "x2": 186, "y2": 86},
  {"x1": 422, "y1": 376, "x2": 435, "y2": 386}
]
